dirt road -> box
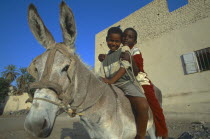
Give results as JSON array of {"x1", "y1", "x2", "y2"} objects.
[
  {"x1": 0, "y1": 115, "x2": 90, "y2": 139},
  {"x1": 0, "y1": 114, "x2": 209, "y2": 139}
]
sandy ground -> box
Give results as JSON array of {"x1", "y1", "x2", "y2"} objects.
[
  {"x1": 0, "y1": 115, "x2": 89, "y2": 139},
  {"x1": 1, "y1": 113, "x2": 208, "y2": 139}
]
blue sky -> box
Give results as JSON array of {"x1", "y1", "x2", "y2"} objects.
[{"x1": 0, "y1": 0, "x2": 188, "y2": 73}]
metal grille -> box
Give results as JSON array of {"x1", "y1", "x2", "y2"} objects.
[{"x1": 195, "y1": 47, "x2": 210, "y2": 71}]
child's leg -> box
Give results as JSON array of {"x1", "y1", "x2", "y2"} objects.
[
  {"x1": 119, "y1": 83, "x2": 149, "y2": 139},
  {"x1": 142, "y1": 83, "x2": 168, "y2": 138},
  {"x1": 126, "y1": 96, "x2": 149, "y2": 139}
]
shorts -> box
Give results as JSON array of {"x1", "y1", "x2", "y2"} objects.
[{"x1": 119, "y1": 83, "x2": 145, "y2": 98}]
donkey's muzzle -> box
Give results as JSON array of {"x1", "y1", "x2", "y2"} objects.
[{"x1": 30, "y1": 81, "x2": 63, "y2": 95}]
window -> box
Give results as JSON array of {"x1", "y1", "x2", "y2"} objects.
[
  {"x1": 181, "y1": 47, "x2": 210, "y2": 74},
  {"x1": 195, "y1": 47, "x2": 210, "y2": 71}
]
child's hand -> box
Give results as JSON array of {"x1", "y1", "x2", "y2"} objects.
[
  {"x1": 120, "y1": 52, "x2": 131, "y2": 62},
  {"x1": 98, "y1": 54, "x2": 106, "y2": 62},
  {"x1": 101, "y1": 77, "x2": 112, "y2": 84}
]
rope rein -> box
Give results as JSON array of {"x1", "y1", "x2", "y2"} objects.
[
  {"x1": 33, "y1": 97, "x2": 83, "y2": 117},
  {"x1": 121, "y1": 51, "x2": 142, "y2": 90}
]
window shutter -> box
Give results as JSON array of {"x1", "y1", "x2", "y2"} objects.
[{"x1": 181, "y1": 52, "x2": 199, "y2": 74}]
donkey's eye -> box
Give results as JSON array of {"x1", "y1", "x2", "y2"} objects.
[{"x1": 62, "y1": 65, "x2": 70, "y2": 72}]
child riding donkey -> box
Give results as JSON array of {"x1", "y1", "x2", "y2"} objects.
[
  {"x1": 99, "y1": 27, "x2": 168, "y2": 139},
  {"x1": 99, "y1": 27, "x2": 149, "y2": 139}
]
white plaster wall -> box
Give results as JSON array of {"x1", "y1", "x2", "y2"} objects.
[
  {"x1": 141, "y1": 17, "x2": 210, "y2": 97},
  {"x1": 95, "y1": 0, "x2": 210, "y2": 120},
  {"x1": 3, "y1": 93, "x2": 31, "y2": 114},
  {"x1": 95, "y1": 0, "x2": 210, "y2": 96}
]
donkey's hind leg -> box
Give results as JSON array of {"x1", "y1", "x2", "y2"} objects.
[{"x1": 147, "y1": 124, "x2": 162, "y2": 139}]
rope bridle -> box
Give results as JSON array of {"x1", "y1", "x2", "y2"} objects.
[
  {"x1": 29, "y1": 44, "x2": 104, "y2": 117},
  {"x1": 33, "y1": 97, "x2": 83, "y2": 117}
]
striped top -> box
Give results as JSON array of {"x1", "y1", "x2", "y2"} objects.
[{"x1": 99, "y1": 46, "x2": 135, "y2": 86}]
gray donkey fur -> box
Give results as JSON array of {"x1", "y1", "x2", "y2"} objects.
[{"x1": 24, "y1": 2, "x2": 162, "y2": 139}]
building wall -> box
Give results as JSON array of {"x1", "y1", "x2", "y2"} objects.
[
  {"x1": 95, "y1": 0, "x2": 210, "y2": 119},
  {"x1": 3, "y1": 93, "x2": 31, "y2": 114}
]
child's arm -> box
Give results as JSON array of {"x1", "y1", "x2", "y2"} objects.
[
  {"x1": 101, "y1": 46, "x2": 132, "y2": 85},
  {"x1": 121, "y1": 52, "x2": 140, "y2": 76},
  {"x1": 102, "y1": 49, "x2": 131, "y2": 84},
  {"x1": 133, "y1": 53, "x2": 144, "y2": 73},
  {"x1": 102, "y1": 67, "x2": 126, "y2": 84}
]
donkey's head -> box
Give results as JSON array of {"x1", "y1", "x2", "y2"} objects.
[{"x1": 24, "y1": 2, "x2": 78, "y2": 137}]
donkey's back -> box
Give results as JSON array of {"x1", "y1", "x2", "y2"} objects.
[
  {"x1": 79, "y1": 84, "x2": 136, "y2": 139},
  {"x1": 79, "y1": 84, "x2": 157, "y2": 139}
]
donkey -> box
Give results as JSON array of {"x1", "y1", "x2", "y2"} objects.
[{"x1": 24, "y1": 2, "x2": 162, "y2": 139}]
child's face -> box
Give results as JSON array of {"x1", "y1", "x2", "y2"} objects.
[
  {"x1": 106, "y1": 33, "x2": 121, "y2": 51},
  {"x1": 122, "y1": 30, "x2": 137, "y2": 48}
]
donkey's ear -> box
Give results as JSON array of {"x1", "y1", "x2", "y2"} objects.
[
  {"x1": 60, "y1": 1, "x2": 76, "y2": 51},
  {"x1": 28, "y1": 4, "x2": 55, "y2": 49}
]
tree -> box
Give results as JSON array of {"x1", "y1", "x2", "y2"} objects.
[
  {"x1": 1, "y1": 65, "x2": 19, "y2": 83},
  {"x1": 0, "y1": 78, "x2": 10, "y2": 101},
  {"x1": 16, "y1": 68, "x2": 35, "y2": 94}
]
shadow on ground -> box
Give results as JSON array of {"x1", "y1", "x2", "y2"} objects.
[
  {"x1": 60, "y1": 122, "x2": 90, "y2": 139},
  {"x1": 60, "y1": 122, "x2": 176, "y2": 139},
  {"x1": 146, "y1": 136, "x2": 174, "y2": 139}
]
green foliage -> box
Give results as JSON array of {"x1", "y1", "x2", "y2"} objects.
[
  {"x1": 0, "y1": 78, "x2": 10, "y2": 101},
  {"x1": 16, "y1": 67, "x2": 35, "y2": 94},
  {"x1": 1, "y1": 65, "x2": 36, "y2": 96},
  {"x1": 1, "y1": 64, "x2": 19, "y2": 83}
]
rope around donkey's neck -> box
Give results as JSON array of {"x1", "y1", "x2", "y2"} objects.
[{"x1": 33, "y1": 97, "x2": 83, "y2": 117}]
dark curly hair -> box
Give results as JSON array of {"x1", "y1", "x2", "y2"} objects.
[{"x1": 106, "y1": 27, "x2": 123, "y2": 41}]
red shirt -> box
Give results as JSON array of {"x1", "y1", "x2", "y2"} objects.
[{"x1": 130, "y1": 46, "x2": 145, "y2": 73}]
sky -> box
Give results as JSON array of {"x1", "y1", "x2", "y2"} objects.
[{"x1": 0, "y1": 0, "x2": 188, "y2": 73}]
